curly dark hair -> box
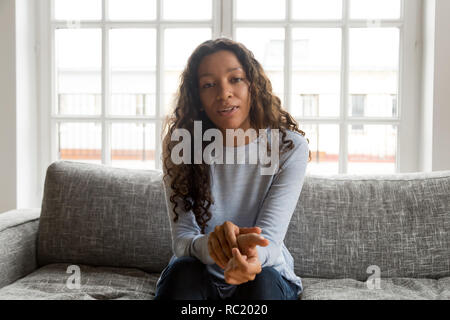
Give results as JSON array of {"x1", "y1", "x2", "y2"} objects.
[{"x1": 161, "y1": 37, "x2": 311, "y2": 234}]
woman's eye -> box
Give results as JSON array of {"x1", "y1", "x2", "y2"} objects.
[{"x1": 201, "y1": 78, "x2": 243, "y2": 89}]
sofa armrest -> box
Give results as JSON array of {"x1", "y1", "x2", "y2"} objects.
[{"x1": 0, "y1": 208, "x2": 40, "y2": 289}]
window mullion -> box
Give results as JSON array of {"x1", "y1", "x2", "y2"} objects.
[
  {"x1": 339, "y1": 0, "x2": 350, "y2": 174},
  {"x1": 212, "y1": 0, "x2": 222, "y2": 38},
  {"x1": 156, "y1": 0, "x2": 163, "y2": 170},
  {"x1": 285, "y1": 0, "x2": 292, "y2": 114},
  {"x1": 102, "y1": 0, "x2": 111, "y2": 165},
  {"x1": 222, "y1": 0, "x2": 233, "y2": 38}
]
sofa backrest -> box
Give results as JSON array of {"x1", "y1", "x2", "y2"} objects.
[
  {"x1": 38, "y1": 161, "x2": 450, "y2": 280},
  {"x1": 286, "y1": 171, "x2": 450, "y2": 280},
  {"x1": 37, "y1": 161, "x2": 173, "y2": 273}
]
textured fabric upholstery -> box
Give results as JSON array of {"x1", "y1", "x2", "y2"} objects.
[
  {"x1": 285, "y1": 171, "x2": 450, "y2": 280},
  {"x1": 1, "y1": 160, "x2": 447, "y2": 300},
  {"x1": 37, "y1": 161, "x2": 173, "y2": 273},
  {"x1": 0, "y1": 209, "x2": 40, "y2": 289},
  {"x1": 299, "y1": 277, "x2": 441, "y2": 300},
  {"x1": 0, "y1": 263, "x2": 158, "y2": 300}
]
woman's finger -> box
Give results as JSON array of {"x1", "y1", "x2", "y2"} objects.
[
  {"x1": 210, "y1": 233, "x2": 228, "y2": 268},
  {"x1": 224, "y1": 222, "x2": 239, "y2": 253},
  {"x1": 238, "y1": 233, "x2": 269, "y2": 253},
  {"x1": 233, "y1": 248, "x2": 262, "y2": 278},
  {"x1": 208, "y1": 235, "x2": 225, "y2": 268},
  {"x1": 224, "y1": 262, "x2": 249, "y2": 285},
  {"x1": 215, "y1": 225, "x2": 232, "y2": 260},
  {"x1": 232, "y1": 247, "x2": 249, "y2": 271}
]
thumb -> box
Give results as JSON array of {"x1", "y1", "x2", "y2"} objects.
[{"x1": 232, "y1": 247, "x2": 247, "y2": 266}]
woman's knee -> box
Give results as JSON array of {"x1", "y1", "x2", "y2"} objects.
[
  {"x1": 165, "y1": 256, "x2": 204, "y2": 278},
  {"x1": 232, "y1": 267, "x2": 291, "y2": 300},
  {"x1": 154, "y1": 256, "x2": 207, "y2": 300},
  {"x1": 251, "y1": 267, "x2": 281, "y2": 289}
]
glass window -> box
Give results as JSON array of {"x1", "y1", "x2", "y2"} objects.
[
  {"x1": 109, "y1": 29, "x2": 157, "y2": 116},
  {"x1": 235, "y1": 28, "x2": 285, "y2": 105},
  {"x1": 163, "y1": 28, "x2": 212, "y2": 116},
  {"x1": 292, "y1": 0, "x2": 342, "y2": 20},
  {"x1": 300, "y1": 124, "x2": 340, "y2": 175},
  {"x1": 54, "y1": 0, "x2": 102, "y2": 20},
  {"x1": 350, "y1": 0, "x2": 402, "y2": 20},
  {"x1": 108, "y1": 0, "x2": 157, "y2": 20},
  {"x1": 47, "y1": 0, "x2": 412, "y2": 174},
  {"x1": 163, "y1": 0, "x2": 212, "y2": 20},
  {"x1": 111, "y1": 122, "x2": 156, "y2": 169},
  {"x1": 292, "y1": 28, "x2": 341, "y2": 118},
  {"x1": 348, "y1": 124, "x2": 397, "y2": 174},
  {"x1": 349, "y1": 28, "x2": 400, "y2": 117},
  {"x1": 58, "y1": 122, "x2": 102, "y2": 164},
  {"x1": 55, "y1": 29, "x2": 102, "y2": 115},
  {"x1": 235, "y1": 0, "x2": 285, "y2": 20}
]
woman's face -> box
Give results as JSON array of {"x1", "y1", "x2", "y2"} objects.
[{"x1": 197, "y1": 50, "x2": 252, "y2": 136}]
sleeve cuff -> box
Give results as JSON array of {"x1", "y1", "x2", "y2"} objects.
[
  {"x1": 191, "y1": 233, "x2": 215, "y2": 265},
  {"x1": 256, "y1": 245, "x2": 269, "y2": 267}
]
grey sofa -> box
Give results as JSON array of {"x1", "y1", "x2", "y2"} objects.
[{"x1": 0, "y1": 160, "x2": 449, "y2": 300}]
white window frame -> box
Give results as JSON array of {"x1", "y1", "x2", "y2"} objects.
[
  {"x1": 38, "y1": 0, "x2": 221, "y2": 187},
  {"x1": 38, "y1": 0, "x2": 422, "y2": 194},
  {"x1": 228, "y1": 0, "x2": 421, "y2": 174}
]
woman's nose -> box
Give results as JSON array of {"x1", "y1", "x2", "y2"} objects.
[{"x1": 216, "y1": 83, "x2": 233, "y2": 101}]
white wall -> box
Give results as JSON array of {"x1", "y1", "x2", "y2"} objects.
[
  {"x1": 420, "y1": 0, "x2": 450, "y2": 172},
  {"x1": 0, "y1": 0, "x2": 17, "y2": 213},
  {"x1": 16, "y1": 0, "x2": 40, "y2": 209},
  {"x1": 0, "y1": 0, "x2": 39, "y2": 213},
  {"x1": 1, "y1": 1, "x2": 450, "y2": 212},
  {"x1": 432, "y1": 0, "x2": 450, "y2": 171}
]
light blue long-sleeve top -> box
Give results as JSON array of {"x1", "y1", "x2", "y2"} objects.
[{"x1": 160, "y1": 127, "x2": 309, "y2": 298}]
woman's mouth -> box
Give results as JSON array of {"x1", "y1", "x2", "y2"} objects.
[{"x1": 218, "y1": 106, "x2": 239, "y2": 117}]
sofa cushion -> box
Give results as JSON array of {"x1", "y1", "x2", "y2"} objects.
[
  {"x1": 437, "y1": 276, "x2": 450, "y2": 299},
  {"x1": 300, "y1": 277, "x2": 440, "y2": 300},
  {"x1": 0, "y1": 209, "x2": 40, "y2": 289},
  {"x1": 286, "y1": 171, "x2": 450, "y2": 280},
  {"x1": 37, "y1": 161, "x2": 173, "y2": 273},
  {"x1": 0, "y1": 263, "x2": 159, "y2": 300}
]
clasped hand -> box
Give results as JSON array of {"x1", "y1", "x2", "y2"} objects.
[{"x1": 207, "y1": 221, "x2": 269, "y2": 285}]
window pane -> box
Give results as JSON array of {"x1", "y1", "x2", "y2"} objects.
[
  {"x1": 163, "y1": 0, "x2": 212, "y2": 20},
  {"x1": 55, "y1": 29, "x2": 102, "y2": 115},
  {"x1": 349, "y1": 28, "x2": 399, "y2": 117},
  {"x1": 163, "y1": 28, "x2": 212, "y2": 116},
  {"x1": 300, "y1": 124, "x2": 339, "y2": 174},
  {"x1": 235, "y1": 28, "x2": 285, "y2": 106},
  {"x1": 108, "y1": 0, "x2": 157, "y2": 20},
  {"x1": 235, "y1": 0, "x2": 285, "y2": 20},
  {"x1": 350, "y1": 0, "x2": 401, "y2": 20},
  {"x1": 291, "y1": 28, "x2": 341, "y2": 118},
  {"x1": 54, "y1": 0, "x2": 102, "y2": 20},
  {"x1": 111, "y1": 122, "x2": 156, "y2": 170},
  {"x1": 292, "y1": 0, "x2": 342, "y2": 20},
  {"x1": 348, "y1": 124, "x2": 397, "y2": 174},
  {"x1": 110, "y1": 29, "x2": 156, "y2": 116},
  {"x1": 58, "y1": 122, "x2": 102, "y2": 164}
]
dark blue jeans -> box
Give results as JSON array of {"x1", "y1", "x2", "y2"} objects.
[{"x1": 154, "y1": 256, "x2": 300, "y2": 300}]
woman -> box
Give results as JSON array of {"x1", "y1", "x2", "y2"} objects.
[{"x1": 155, "y1": 38, "x2": 311, "y2": 300}]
